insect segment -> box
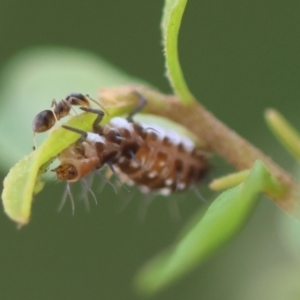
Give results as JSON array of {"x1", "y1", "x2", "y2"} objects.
[
  {"x1": 53, "y1": 92, "x2": 211, "y2": 196},
  {"x1": 32, "y1": 93, "x2": 99, "y2": 134}
]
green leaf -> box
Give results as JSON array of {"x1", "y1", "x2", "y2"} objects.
[
  {"x1": 161, "y1": 0, "x2": 195, "y2": 104},
  {"x1": 0, "y1": 47, "x2": 143, "y2": 172},
  {"x1": 134, "y1": 160, "x2": 285, "y2": 295},
  {"x1": 2, "y1": 112, "x2": 98, "y2": 225}
]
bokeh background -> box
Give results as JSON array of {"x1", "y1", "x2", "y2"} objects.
[{"x1": 0, "y1": 1, "x2": 300, "y2": 299}]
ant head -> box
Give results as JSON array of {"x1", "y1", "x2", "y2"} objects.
[
  {"x1": 32, "y1": 110, "x2": 56, "y2": 133},
  {"x1": 66, "y1": 93, "x2": 85, "y2": 100},
  {"x1": 65, "y1": 93, "x2": 90, "y2": 107}
]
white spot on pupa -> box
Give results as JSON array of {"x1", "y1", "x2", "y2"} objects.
[
  {"x1": 110, "y1": 117, "x2": 133, "y2": 132},
  {"x1": 140, "y1": 185, "x2": 150, "y2": 193},
  {"x1": 195, "y1": 149, "x2": 207, "y2": 157},
  {"x1": 159, "y1": 161, "x2": 166, "y2": 167},
  {"x1": 118, "y1": 157, "x2": 126, "y2": 163},
  {"x1": 142, "y1": 123, "x2": 165, "y2": 140},
  {"x1": 130, "y1": 160, "x2": 139, "y2": 168},
  {"x1": 87, "y1": 132, "x2": 105, "y2": 143},
  {"x1": 139, "y1": 155, "x2": 147, "y2": 164},
  {"x1": 165, "y1": 178, "x2": 173, "y2": 186},
  {"x1": 177, "y1": 182, "x2": 186, "y2": 190},
  {"x1": 159, "y1": 188, "x2": 171, "y2": 196},
  {"x1": 165, "y1": 131, "x2": 182, "y2": 145},
  {"x1": 126, "y1": 179, "x2": 135, "y2": 186},
  {"x1": 180, "y1": 137, "x2": 195, "y2": 152},
  {"x1": 148, "y1": 171, "x2": 158, "y2": 178},
  {"x1": 161, "y1": 167, "x2": 170, "y2": 177}
]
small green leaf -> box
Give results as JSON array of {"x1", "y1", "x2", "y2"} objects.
[
  {"x1": 134, "y1": 160, "x2": 285, "y2": 295},
  {"x1": 161, "y1": 0, "x2": 195, "y2": 104},
  {"x1": 2, "y1": 112, "x2": 99, "y2": 225},
  {"x1": 265, "y1": 109, "x2": 300, "y2": 161}
]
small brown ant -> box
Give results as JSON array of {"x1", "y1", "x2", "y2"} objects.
[
  {"x1": 32, "y1": 93, "x2": 107, "y2": 149},
  {"x1": 32, "y1": 93, "x2": 93, "y2": 134}
]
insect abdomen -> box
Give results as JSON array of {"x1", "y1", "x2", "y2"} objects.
[{"x1": 115, "y1": 123, "x2": 210, "y2": 194}]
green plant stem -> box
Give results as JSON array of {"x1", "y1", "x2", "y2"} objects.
[
  {"x1": 162, "y1": 0, "x2": 194, "y2": 104},
  {"x1": 100, "y1": 84, "x2": 299, "y2": 213},
  {"x1": 265, "y1": 109, "x2": 300, "y2": 161}
]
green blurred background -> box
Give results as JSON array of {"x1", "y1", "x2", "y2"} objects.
[{"x1": 0, "y1": 1, "x2": 300, "y2": 299}]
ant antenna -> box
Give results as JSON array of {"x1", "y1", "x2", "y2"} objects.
[{"x1": 85, "y1": 95, "x2": 110, "y2": 116}]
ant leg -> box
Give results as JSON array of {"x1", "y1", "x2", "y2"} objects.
[
  {"x1": 126, "y1": 91, "x2": 148, "y2": 122},
  {"x1": 63, "y1": 124, "x2": 107, "y2": 147},
  {"x1": 62, "y1": 125, "x2": 88, "y2": 139},
  {"x1": 50, "y1": 99, "x2": 60, "y2": 123},
  {"x1": 80, "y1": 107, "x2": 105, "y2": 133}
]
